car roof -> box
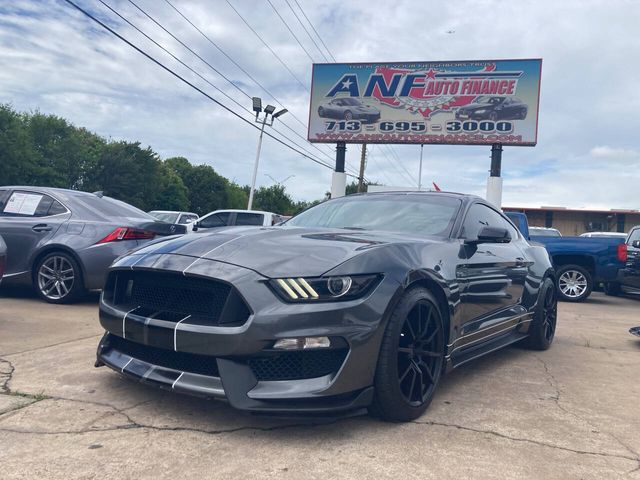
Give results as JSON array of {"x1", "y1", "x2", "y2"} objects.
[
  {"x1": 347, "y1": 191, "x2": 483, "y2": 201},
  {"x1": 149, "y1": 210, "x2": 197, "y2": 215},
  {"x1": 206, "y1": 209, "x2": 275, "y2": 215}
]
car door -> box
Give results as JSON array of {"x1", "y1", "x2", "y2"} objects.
[
  {"x1": 0, "y1": 190, "x2": 70, "y2": 276},
  {"x1": 454, "y1": 202, "x2": 528, "y2": 349}
]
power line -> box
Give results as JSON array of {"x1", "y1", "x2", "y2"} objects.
[
  {"x1": 224, "y1": 0, "x2": 309, "y2": 92},
  {"x1": 61, "y1": 0, "x2": 359, "y2": 178},
  {"x1": 265, "y1": 0, "x2": 315, "y2": 63},
  {"x1": 96, "y1": 0, "x2": 329, "y2": 170},
  {"x1": 292, "y1": 0, "x2": 336, "y2": 62},
  {"x1": 282, "y1": 0, "x2": 329, "y2": 62},
  {"x1": 155, "y1": 0, "x2": 340, "y2": 167}
]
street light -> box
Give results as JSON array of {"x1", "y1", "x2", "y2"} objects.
[{"x1": 247, "y1": 97, "x2": 287, "y2": 210}]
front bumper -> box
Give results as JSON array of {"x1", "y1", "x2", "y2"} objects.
[
  {"x1": 354, "y1": 112, "x2": 381, "y2": 123},
  {"x1": 455, "y1": 111, "x2": 489, "y2": 120},
  {"x1": 96, "y1": 254, "x2": 398, "y2": 414}
]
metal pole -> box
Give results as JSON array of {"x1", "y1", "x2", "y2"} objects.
[
  {"x1": 331, "y1": 141, "x2": 347, "y2": 198},
  {"x1": 486, "y1": 143, "x2": 503, "y2": 207},
  {"x1": 357, "y1": 144, "x2": 367, "y2": 193},
  {"x1": 418, "y1": 144, "x2": 424, "y2": 190},
  {"x1": 248, "y1": 117, "x2": 267, "y2": 210}
]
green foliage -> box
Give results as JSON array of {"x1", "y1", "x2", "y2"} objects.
[{"x1": 0, "y1": 104, "x2": 327, "y2": 216}]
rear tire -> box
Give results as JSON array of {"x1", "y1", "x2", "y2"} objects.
[
  {"x1": 34, "y1": 251, "x2": 85, "y2": 304},
  {"x1": 556, "y1": 264, "x2": 592, "y2": 302},
  {"x1": 369, "y1": 288, "x2": 445, "y2": 422},
  {"x1": 524, "y1": 278, "x2": 557, "y2": 350}
]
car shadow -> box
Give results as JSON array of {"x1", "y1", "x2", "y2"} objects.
[{"x1": 0, "y1": 286, "x2": 100, "y2": 304}]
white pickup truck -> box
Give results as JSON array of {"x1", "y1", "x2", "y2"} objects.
[{"x1": 186, "y1": 209, "x2": 284, "y2": 234}]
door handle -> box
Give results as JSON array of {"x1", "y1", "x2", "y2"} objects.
[{"x1": 32, "y1": 224, "x2": 52, "y2": 232}]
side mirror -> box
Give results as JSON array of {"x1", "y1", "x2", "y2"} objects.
[
  {"x1": 192, "y1": 222, "x2": 199, "y2": 232},
  {"x1": 632, "y1": 240, "x2": 640, "y2": 249},
  {"x1": 466, "y1": 226, "x2": 511, "y2": 244}
]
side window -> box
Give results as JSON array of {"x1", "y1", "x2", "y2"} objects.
[
  {"x1": 2, "y1": 191, "x2": 61, "y2": 217},
  {"x1": 629, "y1": 228, "x2": 640, "y2": 244},
  {"x1": 0, "y1": 190, "x2": 10, "y2": 211},
  {"x1": 234, "y1": 213, "x2": 264, "y2": 226},
  {"x1": 461, "y1": 203, "x2": 515, "y2": 241},
  {"x1": 199, "y1": 212, "x2": 230, "y2": 229}
]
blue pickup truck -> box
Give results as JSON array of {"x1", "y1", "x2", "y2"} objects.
[{"x1": 506, "y1": 212, "x2": 627, "y2": 302}]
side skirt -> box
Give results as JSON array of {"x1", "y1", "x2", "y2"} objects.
[{"x1": 446, "y1": 329, "x2": 529, "y2": 370}]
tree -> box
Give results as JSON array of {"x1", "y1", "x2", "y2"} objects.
[
  {"x1": 252, "y1": 184, "x2": 296, "y2": 214},
  {"x1": 0, "y1": 105, "x2": 39, "y2": 185}
]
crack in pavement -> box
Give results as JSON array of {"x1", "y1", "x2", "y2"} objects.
[
  {"x1": 412, "y1": 419, "x2": 640, "y2": 465},
  {"x1": 0, "y1": 357, "x2": 15, "y2": 394},
  {"x1": 534, "y1": 354, "x2": 640, "y2": 474}
]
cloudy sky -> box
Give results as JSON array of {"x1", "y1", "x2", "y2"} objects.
[{"x1": 1, "y1": 0, "x2": 639, "y2": 209}]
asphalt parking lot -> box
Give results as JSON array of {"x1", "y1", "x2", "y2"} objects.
[{"x1": 1, "y1": 290, "x2": 639, "y2": 479}]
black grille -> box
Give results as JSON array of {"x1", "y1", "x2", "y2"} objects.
[
  {"x1": 108, "y1": 335, "x2": 219, "y2": 377},
  {"x1": 105, "y1": 270, "x2": 250, "y2": 326},
  {"x1": 248, "y1": 349, "x2": 348, "y2": 381}
]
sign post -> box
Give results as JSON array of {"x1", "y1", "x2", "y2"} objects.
[
  {"x1": 486, "y1": 143, "x2": 503, "y2": 207},
  {"x1": 331, "y1": 141, "x2": 347, "y2": 198}
]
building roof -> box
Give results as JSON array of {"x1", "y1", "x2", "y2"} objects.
[{"x1": 504, "y1": 206, "x2": 640, "y2": 215}]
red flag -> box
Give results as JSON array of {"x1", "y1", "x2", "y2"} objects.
[{"x1": 432, "y1": 182, "x2": 441, "y2": 192}]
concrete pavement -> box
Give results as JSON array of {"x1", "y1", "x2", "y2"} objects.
[{"x1": 1, "y1": 289, "x2": 639, "y2": 479}]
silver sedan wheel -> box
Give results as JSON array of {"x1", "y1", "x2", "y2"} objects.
[
  {"x1": 558, "y1": 270, "x2": 588, "y2": 299},
  {"x1": 37, "y1": 256, "x2": 75, "y2": 300}
]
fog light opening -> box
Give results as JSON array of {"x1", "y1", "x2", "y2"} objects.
[{"x1": 273, "y1": 336, "x2": 331, "y2": 350}]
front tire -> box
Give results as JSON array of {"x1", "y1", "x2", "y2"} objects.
[
  {"x1": 556, "y1": 264, "x2": 592, "y2": 302},
  {"x1": 370, "y1": 288, "x2": 445, "y2": 422},
  {"x1": 344, "y1": 110, "x2": 353, "y2": 121},
  {"x1": 34, "y1": 252, "x2": 85, "y2": 304},
  {"x1": 523, "y1": 278, "x2": 557, "y2": 350}
]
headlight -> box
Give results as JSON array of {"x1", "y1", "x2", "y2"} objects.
[
  {"x1": 269, "y1": 274, "x2": 382, "y2": 302},
  {"x1": 475, "y1": 109, "x2": 487, "y2": 114}
]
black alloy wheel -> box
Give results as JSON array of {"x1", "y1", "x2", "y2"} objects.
[
  {"x1": 318, "y1": 106, "x2": 325, "y2": 117},
  {"x1": 370, "y1": 288, "x2": 445, "y2": 421},
  {"x1": 489, "y1": 111, "x2": 498, "y2": 121},
  {"x1": 524, "y1": 277, "x2": 557, "y2": 350},
  {"x1": 344, "y1": 110, "x2": 353, "y2": 121}
]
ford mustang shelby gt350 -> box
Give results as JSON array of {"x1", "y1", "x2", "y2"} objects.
[{"x1": 96, "y1": 192, "x2": 557, "y2": 421}]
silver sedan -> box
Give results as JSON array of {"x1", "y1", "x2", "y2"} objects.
[{"x1": 0, "y1": 186, "x2": 185, "y2": 303}]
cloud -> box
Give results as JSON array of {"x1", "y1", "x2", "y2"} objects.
[{"x1": 1, "y1": 0, "x2": 639, "y2": 210}]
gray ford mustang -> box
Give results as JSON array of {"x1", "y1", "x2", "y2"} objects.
[{"x1": 96, "y1": 192, "x2": 556, "y2": 421}]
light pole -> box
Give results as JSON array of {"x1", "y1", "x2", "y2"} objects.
[
  {"x1": 248, "y1": 97, "x2": 287, "y2": 210},
  {"x1": 418, "y1": 143, "x2": 424, "y2": 190}
]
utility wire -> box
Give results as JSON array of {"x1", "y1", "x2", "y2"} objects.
[
  {"x1": 225, "y1": 0, "x2": 308, "y2": 92},
  {"x1": 292, "y1": 0, "x2": 336, "y2": 62},
  {"x1": 265, "y1": 0, "x2": 315, "y2": 63},
  {"x1": 156, "y1": 0, "x2": 340, "y2": 166},
  {"x1": 282, "y1": 0, "x2": 329, "y2": 62},
  {"x1": 61, "y1": 0, "x2": 360, "y2": 178},
  {"x1": 97, "y1": 0, "x2": 328, "y2": 169}
]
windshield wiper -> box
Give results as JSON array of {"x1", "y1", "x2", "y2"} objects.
[{"x1": 338, "y1": 226, "x2": 367, "y2": 230}]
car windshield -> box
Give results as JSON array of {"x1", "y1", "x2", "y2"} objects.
[
  {"x1": 150, "y1": 212, "x2": 179, "y2": 223},
  {"x1": 71, "y1": 195, "x2": 152, "y2": 219},
  {"x1": 475, "y1": 96, "x2": 504, "y2": 105},
  {"x1": 341, "y1": 98, "x2": 362, "y2": 106},
  {"x1": 287, "y1": 194, "x2": 461, "y2": 237}
]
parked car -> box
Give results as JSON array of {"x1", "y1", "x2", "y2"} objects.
[
  {"x1": 530, "y1": 226, "x2": 562, "y2": 238},
  {"x1": 318, "y1": 98, "x2": 381, "y2": 123},
  {"x1": 148, "y1": 210, "x2": 199, "y2": 225},
  {"x1": 0, "y1": 235, "x2": 6, "y2": 285},
  {"x1": 630, "y1": 327, "x2": 640, "y2": 337},
  {"x1": 96, "y1": 192, "x2": 556, "y2": 421},
  {"x1": 605, "y1": 226, "x2": 640, "y2": 296},
  {"x1": 188, "y1": 209, "x2": 284, "y2": 233},
  {"x1": 506, "y1": 212, "x2": 625, "y2": 302},
  {"x1": 580, "y1": 231, "x2": 628, "y2": 239},
  {"x1": 0, "y1": 187, "x2": 186, "y2": 303},
  {"x1": 455, "y1": 96, "x2": 528, "y2": 121}
]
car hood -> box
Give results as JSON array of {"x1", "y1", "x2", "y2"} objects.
[
  {"x1": 129, "y1": 226, "x2": 420, "y2": 278},
  {"x1": 354, "y1": 105, "x2": 379, "y2": 113}
]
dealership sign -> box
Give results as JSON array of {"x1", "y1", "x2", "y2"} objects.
[{"x1": 308, "y1": 59, "x2": 542, "y2": 146}]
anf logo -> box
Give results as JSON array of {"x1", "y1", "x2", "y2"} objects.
[{"x1": 326, "y1": 74, "x2": 360, "y2": 97}]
